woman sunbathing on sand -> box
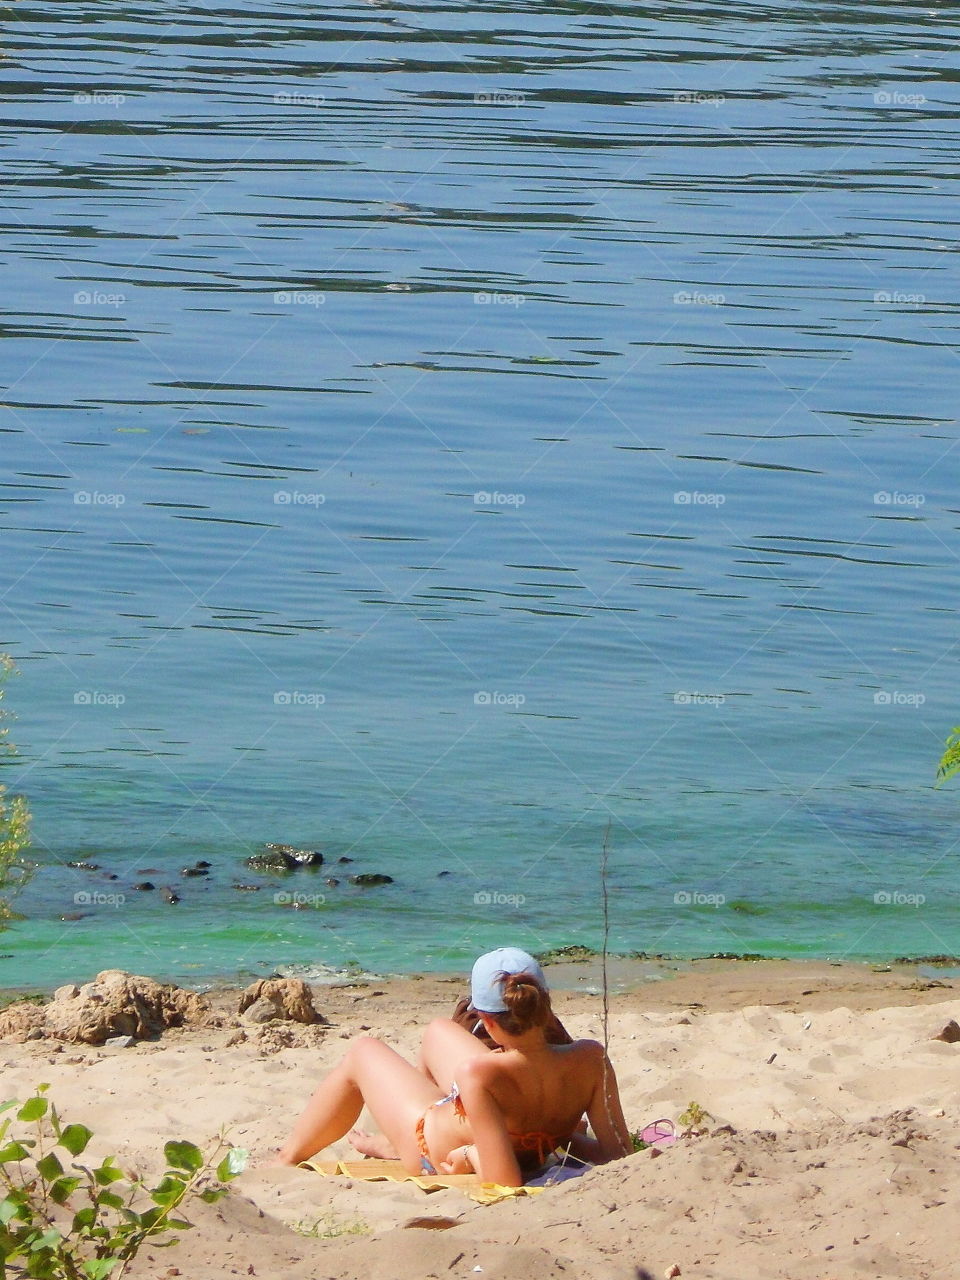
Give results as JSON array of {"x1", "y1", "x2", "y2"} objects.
[{"x1": 274, "y1": 947, "x2": 632, "y2": 1186}]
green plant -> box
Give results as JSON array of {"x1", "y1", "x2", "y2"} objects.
[
  {"x1": 0, "y1": 1085, "x2": 247, "y2": 1279},
  {"x1": 937, "y1": 728, "x2": 960, "y2": 786},
  {"x1": 0, "y1": 655, "x2": 32, "y2": 924},
  {"x1": 677, "y1": 1101, "x2": 712, "y2": 1135},
  {"x1": 290, "y1": 1211, "x2": 370, "y2": 1239}
]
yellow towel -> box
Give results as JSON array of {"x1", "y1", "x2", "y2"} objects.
[{"x1": 300, "y1": 1157, "x2": 543, "y2": 1204}]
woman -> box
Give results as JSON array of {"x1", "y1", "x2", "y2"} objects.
[{"x1": 273, "y1": 947, "x2": 632, "y2": 1186}]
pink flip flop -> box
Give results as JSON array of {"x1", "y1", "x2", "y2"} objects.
[{"x1": 639, "y1": 1118, "x2": 677, "y2": 1149}]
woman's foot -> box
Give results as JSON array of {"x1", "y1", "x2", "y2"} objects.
[{"x1": 348, "y1": 1128, "x2": 398, "y2": 1159}]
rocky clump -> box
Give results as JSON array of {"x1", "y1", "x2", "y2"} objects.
[
  {"x1": 348, "y1": 873, "x2": 393, "y2": 887},
  {"x1": 0, "y1": 971, "x2": 209, "y2": 1045},
  {"x1": 238, "y1": 977, "x2": 323, "y2": 1025},
  {"x1": 932, "y1": 1019, "x2": 960, "y2": 1043},
  {"x1": 245, "y1": 843, "x2": 323, "y2": 872}
]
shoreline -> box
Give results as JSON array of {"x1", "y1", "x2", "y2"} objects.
[{"x1": 4, "y1": 952, "x2": 958, "y2": 1011}]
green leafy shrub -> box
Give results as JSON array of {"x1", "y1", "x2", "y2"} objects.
[
  {"x1": 0, "y1": 1084, "x2": 247, "y2": 1279},
  {"x1": 937, "y1": 728, "x2": 960, "y2": 786},
  {"x1": 0, "y1": 655, "x2": 32, "y2": 924}
]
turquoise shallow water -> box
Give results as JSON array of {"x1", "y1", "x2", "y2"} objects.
[{"x1": 1, "y1": 1, "x2": 959, "y2": 989}]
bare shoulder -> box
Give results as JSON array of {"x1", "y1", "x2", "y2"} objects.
[{"x1": 568, "y1": 1037, "x2": 606, "y2": 1061}]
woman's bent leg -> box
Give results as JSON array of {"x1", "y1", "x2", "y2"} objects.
[
  {"x1": 275, "y1": 1036, "x2": 443, "y2": 1172},
  {"x1": 419, "y1": 1018, "x2": 491, "y2": 1093}
]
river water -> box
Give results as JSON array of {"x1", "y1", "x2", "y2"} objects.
[{"x1": 1, "y1": 1, "x2": 958, "y2": 988}]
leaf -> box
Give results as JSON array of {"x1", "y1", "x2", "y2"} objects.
[
  {"x1": 0, "y1": 1196, "x2": 23, "y2": 1224},
  {"x1": 49, "y1": 1174, "x2": 83, "y2": 1206},
  {"x1": 216, "y1": 1148, "x2": 248, "y2": 1180},
  {"x1": 200, "y1": 1188, "x2": 225, "y2": 1203},
  {"x1": 92, "y1": 1159, "x2": 125, "y2": 1186},
  {"x1": 59, "y1": 1124, "x2": 92, "y2": 1156},
  {"x1": 16, "y1": 1097, "x2": 48, "y2": 1123},
  {"x1": 97, "y1": 1190, "x2": 124, "y2": 1211},
  {"x1": 72, "y1": 1205, "x2": 97, "y2": 1232},
  {"x1": 0, "y1": 1140, "x2": 32, "y2": 1163},
  {"x1": 163, "y1": 1140, "x2": 202, "y2": 1173},
  {"x1": 83, "y1": 1258, "x2": 120, "y2": 1280},
  {"x1": 0, "y1": 1100, "x2": 18, "y2": 1115},
  {"x1": 36, "y1": 1153, "x2": 63, "y2": 1182}
]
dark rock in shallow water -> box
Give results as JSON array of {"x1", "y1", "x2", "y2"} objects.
[
  {"x1": 161, "y1": 887, "x2": 180, "y2": 904},
  {"x1": 348, "y1": 873, "x2": 394, "y2": 887},
  {"x1": 325, "y1": 878, "x2": 340, "y2": 887},
  {"x1": 181, "y1": 865, "x2": 209, "y2": 877},
  {"x1": 195, "y1": 860, "x2": 212, "y2": 868},
  {"x1": 338, "y1": 856, "x2": 354, "y2": 864},
  {"x1": 233, "y1": 883, "x2": 261, "y2": 892},
  {"x1": 246, "y1": 845, "x2": 323, "y2": 871},
  {"x1": 133, "y1": 882, "x2": 155, "y2": 892},
  {"x1": 67, "y1": 861, "x2": 100, "y2": 871}
]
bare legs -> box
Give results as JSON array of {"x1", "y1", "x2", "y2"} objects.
[
  {"x1": 274, "y1": 1036, "x2": 443, "y2": 1173},
  {"x1": 419, "y1": 1017, "x2": 492, "y2": 1091}
]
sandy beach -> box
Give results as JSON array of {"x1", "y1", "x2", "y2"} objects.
[{"x1": 2, "y1": 958, "x2": 958, "y2": 1280}]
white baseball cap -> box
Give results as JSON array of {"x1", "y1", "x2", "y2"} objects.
[{"x1": 470, "y1": 947, "x2": 547, "y2": 1013}]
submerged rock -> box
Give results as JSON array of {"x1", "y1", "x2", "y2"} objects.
[
  {"x1": 246, "y1": 845, "x2": 324, "y2": 872},
  {"x1": 67, "y1": 861, "x2": 100, "y2": 871},
  {"x1": 348, "y1": 873, "x2": 394, "y2": 887}
]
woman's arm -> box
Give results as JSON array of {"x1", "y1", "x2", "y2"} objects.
[
  {"x1": 455, "y1": 1061, "x2": 523, "y2": 1186},
  {"x1": 584, "y1": 1043, "x2": 632, "y2": 1163}
]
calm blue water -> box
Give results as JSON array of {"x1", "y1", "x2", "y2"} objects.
[{"x1": 1, "y1": 0, "x2": 959, "y2": 990}]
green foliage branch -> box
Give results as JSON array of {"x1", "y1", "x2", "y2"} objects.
[
  {"x1": 0, "y1": 1085, "x2": 247, "y2": 1279},
  {"x1": 0, "y1": 656, "x2": 31, "y2": 924}
]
